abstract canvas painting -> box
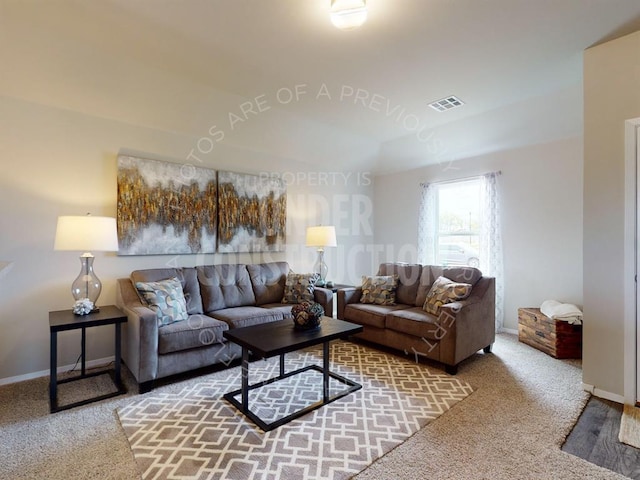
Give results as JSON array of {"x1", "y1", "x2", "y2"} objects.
[
  {"x1": 117, "y1": 155, "x2": 217, "y2": 255},
  {"x1": 217, "y1": 171, "x2": 286, "y2": 253}
]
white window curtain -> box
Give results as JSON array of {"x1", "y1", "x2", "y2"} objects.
[
  {"x1": 480, "y1": 173, "x2": 504, "y2": 331},
  {"x1": 417, "y1": 174, "x2": 504, "y2": 332},
  {"x1": 417, "y1": 183, "x2": 436, "y2": 265}
]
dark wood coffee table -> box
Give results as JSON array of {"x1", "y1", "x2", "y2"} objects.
[{"x1": 222, "y1": 317, "x2": 363, "y2": 431}]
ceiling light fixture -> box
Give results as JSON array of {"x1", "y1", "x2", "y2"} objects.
[{"x1": 330, "y1": 0, "x2": 367, "y2": 30}]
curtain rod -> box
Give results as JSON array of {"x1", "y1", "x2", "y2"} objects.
[{"x1": 420, "y1": 170, "x2": 502, "y2": 187}]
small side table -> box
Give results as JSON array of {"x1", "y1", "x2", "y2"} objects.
[
  {"x1": 49, "y1": 305, "x2": 127, "y2": 413},
  {"x1": 319, "y1": 284, "x2": 354, "y2": 318},
  {"x1": 323, "y1": 283, "x2": 354, "y2": 293}
]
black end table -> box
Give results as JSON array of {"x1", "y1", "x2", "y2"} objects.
[
  {"x1": 323, "y1": 283, "x2": 353, "y2": 293},
  {"x1": 49, "y1": 305, "x2": 127, "y2": 413}
]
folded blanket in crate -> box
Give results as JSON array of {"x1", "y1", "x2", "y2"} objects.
[{"x1": 540, "y1": 300, "x2": 583, "y2": 325}]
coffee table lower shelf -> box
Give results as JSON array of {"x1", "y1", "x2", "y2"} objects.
[{"x1": 223, "y1": 361, "x2": 361, "y2": 431}]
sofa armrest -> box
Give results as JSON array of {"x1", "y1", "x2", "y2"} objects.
[
  {"x1": 439, "y1": 298, "x2": 475, "y2": 314},
  {"x1": 437, "y1": 277, "x2": 496, "y2": 366},
  {"x1": 313, "y1": 287, "x2": 334, "y2": 318},
  {"x1": 115, "y1": 278, "x2": 159, "y2": 384},
  {"x1": 337, "y1": 287, "x2": 362, "y2": 319}
]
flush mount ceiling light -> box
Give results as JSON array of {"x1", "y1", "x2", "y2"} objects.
[{"x1": 330, "y1": 0, "x2": 367, "y2": 30}]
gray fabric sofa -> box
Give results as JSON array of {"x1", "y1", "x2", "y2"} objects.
[
  {"x1": 115, "y1": 261, "x2": 333, "y2": 392},
  {"x1": 337, "y1": 262, "x2": 495, "y2": 374}
]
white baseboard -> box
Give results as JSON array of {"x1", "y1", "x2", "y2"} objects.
[
  {"x1": 0, "y1": 356, "x2": 116, "y2": 387},
  {"x1": 500, "y1": 327, "x2": 518, "y2": 335},
  {"x1": 582, "y1": 383, "x2": 625, "y2": 404}
]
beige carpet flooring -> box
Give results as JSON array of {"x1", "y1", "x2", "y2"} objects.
[
  {"x1": 620, "y1": 405, "x2": 640, "y2": 449},
  {"x1": 0, "y1": 333, "x2": 629, "y2": 480}
]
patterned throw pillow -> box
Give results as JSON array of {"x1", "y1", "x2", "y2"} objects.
[
  {"x1": 423, "y1": 276, "x2": 472, "y2": 315},
  {"x1": 360, "y1": 275, "x2": 398, "y2": 305},
  {"x1": 282, "y1": 272, "x2": 320, "y2": 304},
  {"x1": 135, "y1": 277, "x2": 189, "y2": 326}
]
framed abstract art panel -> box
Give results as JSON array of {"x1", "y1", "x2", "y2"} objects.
[
  {"x1": 117, "y1": 155, "x2": 217, "y2": 255},
  {"x1": 217, "y1": 171, "x2": 286, "y2": 253}
]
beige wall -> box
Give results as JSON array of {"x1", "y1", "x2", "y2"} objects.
[
  {"x1": 583, "y1": 30, "x2": 640, "y2": 398},
  {"x1": 0, "y1": 2, "x2": 382, "y2": 384},
  {"x1": 373, "y1": 137, "x2": 584, "y2": 331},
  {"x1": 0, "y1": 95, "x2": 374, "y2": 382}
]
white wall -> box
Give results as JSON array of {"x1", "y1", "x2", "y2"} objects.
[
  {"x1": 0, "y1": 1, "x2": 381, "y2": 383},
  {"x1": 0, "y1": 95, "x2": 374, "y2": 382},
  {"x1": 583, "y1": 30, "x2": 640, "y2": 399},
  {"x1": 373, "y1": 137, "x2": 584, "y2": 330}
]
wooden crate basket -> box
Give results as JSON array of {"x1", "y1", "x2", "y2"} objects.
[{"x1": 517, "y1": 307, "x2": 582, "y2": 359}]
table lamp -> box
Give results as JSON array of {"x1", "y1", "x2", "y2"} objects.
[
  {"x1": 306, "y1": 225, "x2": 337, "y2": 287},
  {"x1": 54, "y1": 214, "x2": 119, "y2": 311}
]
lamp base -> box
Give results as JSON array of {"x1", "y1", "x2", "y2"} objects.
[
  {"x1": 314, "y1": 248, "x2": 329, "y2": 288},
  {"x1": 71, "y1": 253, "x2": 103, "y2": 306}
]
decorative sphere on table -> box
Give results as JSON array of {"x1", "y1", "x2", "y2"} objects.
[{"x1": 291, "y1": 301, "x2": 324, "y2": 330}]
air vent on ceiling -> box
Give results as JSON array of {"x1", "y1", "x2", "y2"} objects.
[{"x1": 428, "y1": 95, "x2": 465, "y2": 112}]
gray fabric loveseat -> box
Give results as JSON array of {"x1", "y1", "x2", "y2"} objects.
[
  {"x1": 337, "y1": 262, "x2": 495, "y2": 374},
  {"x1": 115, "y1": 261, "x2": 332, "y2": 392}
]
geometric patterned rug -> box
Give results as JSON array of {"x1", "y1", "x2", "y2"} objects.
[{"x1": 116, "y1": 341, "x2": 473, "y2": 480}]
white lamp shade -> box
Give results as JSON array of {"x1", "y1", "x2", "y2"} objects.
[
  {"x1": 331, "y1": 0, "x2": 367, "y2": 30},
  {"x1": 54, "y1": 215, "x2": 119, "y2": 252},
  {"x1": 306, "y1": 225, "x2": 337, "y2": 248}
]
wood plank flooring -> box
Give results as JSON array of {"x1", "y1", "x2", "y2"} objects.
[{"x1": 563, "y1": 397, "x2": 640, "y2": 478}]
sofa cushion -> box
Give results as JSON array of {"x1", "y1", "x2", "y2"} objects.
[
  {"x1": 377, "y1": 263, "x2": 422, "y2": 305},
  {"x1": 385, "y1": 307, "x2": 442, "y2": 341},
  {"x1": 442, "y1": 266, "x2": 483, "y2": 286},
  {"x1": 343, "y1": 303, "x2": 411, "y2": 329},
  {"x1": 135, "y1": 277, "x2": 189, "y2": 326},
  {"x1": 247, "y1": 262, "x2": 288, "y2": 305},
  {"x1": 131, "y1": 267, "x2": 203, "y2": 315},
  {"x1": 210, "y1": 306, "x2": 284, "y2": 329},
  {"x1": 423, "y1": 276, "x2": 472, "y2": 315},
  {"x1": 158, "y1": 314, "x2": 229, "y2": 355},
  {"x1": 197, "y1": 264, "x2": 256, "y2": 312},
  {"x1": 415, "y1": 266, "x2": 435, "y2": 307},
  {"x1": 282, "y1": 272, "x2": 319, "y2": 304},
  {"x1": 360, "y1": 275, "x2": 398, "y2": 305},
  {"x1": 260, "y1": 303, "x2": 295, "y2": 319}
]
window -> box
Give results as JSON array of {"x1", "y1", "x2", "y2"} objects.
[
  {"x1": 418, "y1": 173, "x2": 503, "y2": 330},
  {"x1": 434, "y1": 179, "x2": 482, "y2": 268}
]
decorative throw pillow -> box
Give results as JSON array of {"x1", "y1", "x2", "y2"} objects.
[
  {"x1": 282, "y1": 272, "x2": 320, "y2": 304},
  {"x1": 423, "y1": 276, "x2": 472, "y2": 315},
  {"x1": 360, "y1": 275, "x2": 398, "y2": 305},
  {"x1": 135, "y1": 277, "x2": 189, "y2": 326}
]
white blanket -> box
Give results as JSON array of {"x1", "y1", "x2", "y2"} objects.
[{"x1": 540, "y1": 300, "x2": 583, "y2": 325}]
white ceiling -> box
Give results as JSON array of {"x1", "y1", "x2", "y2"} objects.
[{"x1": 2, "y1": 0, "x2": 640, "y2": 174}]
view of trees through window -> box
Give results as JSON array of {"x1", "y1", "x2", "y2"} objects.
[{"x1": 435, "y1": 178, "x2": 482, "y2": 268}]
